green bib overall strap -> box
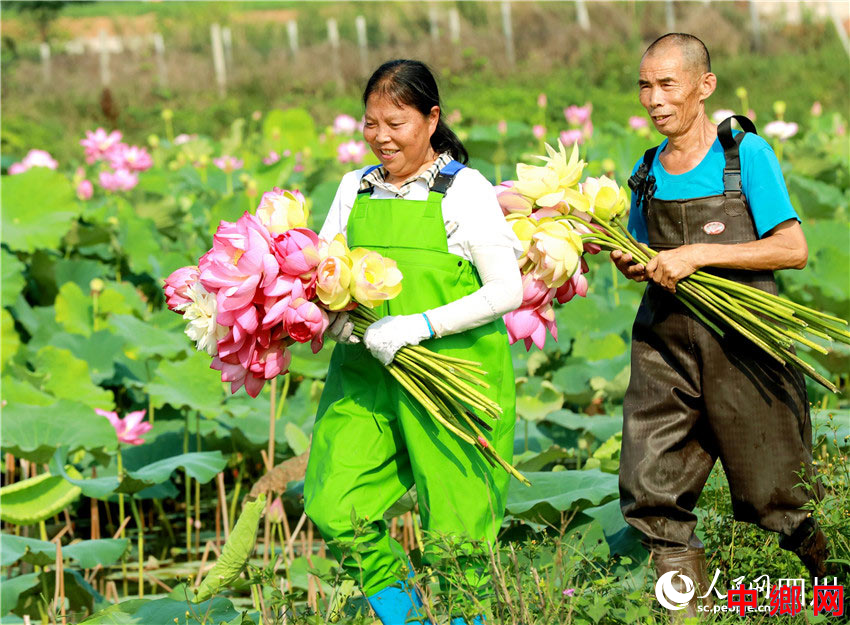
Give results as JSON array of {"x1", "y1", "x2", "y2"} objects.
[{"x1": 304, "y1": 161, "x2": 517, "y2": 600}]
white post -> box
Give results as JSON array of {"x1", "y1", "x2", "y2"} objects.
[
  {"x1": 749, "y1": 1, "x2": 762, "y2": 51},
  {"x1": 828, "y1": 1, "x2": 850, "y2": 59},
  {"x1": 327, "y1": 18, "x2": 342, "y2": 86},
  {"x1": 153, "y1": 32, "x2": 167, "y2": 88},
  {"x1": 429, "y1": 4, "x2": 440, "y2": 43},
  {"x1": 39, "y1": 42, "x2": 51, "y2": 84},
  {"x1": 665, "y1": 0, "x2": 676, "y2": 32},
  {"x1": 222, "y1": 26, "x2": 233, "y2": 71},
  {"x1": 501, "y1": 1, "x2": 515, "y2": 68},
  {"x1": 99, "y1": 29, "x2": 110, "y2": 86},
  {"x1": 210, "y1": 23, "x2": 227, "y2": 98},
  {"x1": 448, "y1": 8, "x2": 461, "y2": 43},
  {"x1": 575, "y1": 0, "x2": 591, "y2": 31},
  {"x1": 355, "y1": 15, "x2": 369, "y2": 76},
  {"x1": 287, "y1": 20, "x2": 299, "y2": 58}
]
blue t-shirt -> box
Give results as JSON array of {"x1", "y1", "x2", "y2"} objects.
[{"x1": 627, "y1": 132, "x2": 800, "y2": 244}]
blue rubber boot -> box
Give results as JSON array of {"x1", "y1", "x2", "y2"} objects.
[{"x1": 366, "y1": 573, "x2": 425, "y2": 625}]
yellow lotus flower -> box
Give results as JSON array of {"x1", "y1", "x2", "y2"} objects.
[
  {"x1": 513, "y1": 140, "x2": 587, "y2": 212},
  {"x1": 255, "y1": 188, "x2": 309, "y2": 235},
  {"x1": 316, "y1": 255, "x2": 353, "y2": 311},
  {"x1": 527, "y1": 219, "x2": 584, "y2": 288},
  {"x1": 580, "y1": 176, "x2": 629, "y2": 221},
  {"x1": 349, "y1": 248, "x2": 403, "y2": 308}
]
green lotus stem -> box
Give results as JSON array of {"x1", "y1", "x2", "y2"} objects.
[
  {"x1": 678, "y1": 291, "x2": 727, "y2": 336},
  {"x1": 393, "y1": 350, "x2": 500, "y2": 414},
  {"x1": 394, "y1": 352, "x2": 498, "y2": 419},
  {"x1": 675, "y1": 282, "x2": 784, "y2": 363},
  {"x1": 129, "y1": 497, "x2": 144, "y2": 598},
  {"x1": 687, "y1": 280, "x2": 795, "y2": 349},
  {"x1": 116, "y1": 447, "x2": 128, "y2": 597},
  {"x1": 183, "y1": 414, "x2": 192, "y2": 561},
  {"x1": 387, "y1": 365, "x2": 477, "y2": 446}
]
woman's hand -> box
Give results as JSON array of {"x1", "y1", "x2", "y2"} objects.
[
  {"x1": 325, "y1": 311, "x2": 359, "y2": 345},
  {"x1": 363, "y1": 315, "x2": 432, "y2": 365}
]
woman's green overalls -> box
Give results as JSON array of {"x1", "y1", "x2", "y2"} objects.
[{"x1": 304, "y1": 163, "x2": 517, "y2": 596}]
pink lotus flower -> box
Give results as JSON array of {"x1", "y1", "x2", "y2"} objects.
[
  {"x1": 519, "y1": 273, "x2": 556, "y2": 309},
  {"x1": 81, "y1": 128, "x2": 123, "y2": 164},
  {"x1": 267, "y1": 496, "x2": 285, "y2": 523},
  {"x1": 554, "y1": 271, "x2": 588, "y2": 304},
  {"x1": 628, "y1": 116, "x2": 648, "y2": 130},
  {"x1": 533, "y1": 125, "x2": 546, "y2": 140},
  {"x1": 564, "y1": 103, "x2": 592, "y2": 126},
  {"x1": 96, "y1": 408, "x2": 152, "y2": 445},
  {"x1": 537, "y1": 93, "x2": 548, "y2": 109},
  {"x1": 107, "y1": 144, "x2": 153, "y2": 172},
  {"x1": 498, "y1": 120, "x2": 508, "y2": 135},
  {"x1": 496, "y1": 181, "x2": 534, "y2": 216},
  {"x1": 213, "y1": 155, "x2": 244, "y2": 173},
  {"x1": 200, "y1": 213, "x2": 279, "y2": 324},
  {"x1": 333, "y1": 114, "x2": 358, "y2": 135},
  {"x1": 263, "y1": 150, "x2": 281, "y2": 165},
  {"x1": 337, "y1": 140, "x2": 368, "y2": 164},
  {"x1": 76, "y1": 179, "x2": 94, "y2": 200},
  {"x1": 811, "y1": 101, "x2": 822, "y2": 117},
  {"x1": 8, "y1": 149, "x2": 59, "y2": 174},
  {"x1": 174, "y1": 133, "x2": 196, "y2": 145},
  {"x1": 504, "y1": 302, "x2": 558, "y2": 351},
  {"x1": 164, "y1": 265, "x2": 201, "y2": 312},
  {"x1": 213, "y1": 337, "x2": 292, "y2": 398},
  {"x1": 560, "y1": 129, "x2": 584, "y2": 147},
  {"x1": 271, "y1": 227, "x2": 321, "y2": 280},
  {"x1": 283, "y1": 295, "x2": 329, "y2": 353},
  {"x1": 99, "y1": 168, "x2": 139, "y2": 192}
]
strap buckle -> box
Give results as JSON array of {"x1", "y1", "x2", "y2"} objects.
[{"x1": 724, "y1": 169, "x2": 742, "y2": 193}]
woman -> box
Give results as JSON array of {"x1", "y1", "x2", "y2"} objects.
[{"x1": 304, "y1": 59, "x2": 522, "y2": 625}]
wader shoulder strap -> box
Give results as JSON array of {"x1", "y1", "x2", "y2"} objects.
[
  {"x1": 431, "y1": 160, "x2": 466, "y2": 195},
  {"x1": 357, "y1": 165, "x2": 383, "y2": 194},
  {"x1": 717, "y1": 115, "x2": 758, "y2": 197},
  {"x1": 627, "y1": 146, "x2": 658, "y2": 215}
]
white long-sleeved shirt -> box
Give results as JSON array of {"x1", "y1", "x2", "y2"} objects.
[{"x1": 319, "y1": 164, "x2": 524, "y2": 336}]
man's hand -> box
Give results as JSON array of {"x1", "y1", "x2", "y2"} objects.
[
  {"x1": 645, "y1": 246, "x2": 702, "y2": 293},
  {"x1": 610, "y1": 250, "x2": 647, "y2": 282}
]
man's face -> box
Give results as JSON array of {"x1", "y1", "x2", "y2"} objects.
[{"x1": 638, "y1": 48, "x2": 707, "y2": 137}]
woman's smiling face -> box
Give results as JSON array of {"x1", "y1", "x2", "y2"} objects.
[{"x1": 363, "y1": 92, "x2": 439, "y2": 183}]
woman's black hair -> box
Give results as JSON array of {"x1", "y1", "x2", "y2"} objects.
[{"x1": 362, "y1": 59, "x2": 468, "y2": 165}]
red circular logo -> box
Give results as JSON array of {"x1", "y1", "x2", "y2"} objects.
[{"x1": 703, "y1": 221, "x2": 726, "y2": 235}]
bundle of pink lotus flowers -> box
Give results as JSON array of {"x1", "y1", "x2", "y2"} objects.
[
  {"x1": 163, "y1": 187, "x2": 528, "y2": 483},
  {"x1": 497, "y1": 139, "x2": 849, "y2": 392}
]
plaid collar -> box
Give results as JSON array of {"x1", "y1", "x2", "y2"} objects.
[{"x1": 359, "y1": 152, "x2": 453, "y2": 197}]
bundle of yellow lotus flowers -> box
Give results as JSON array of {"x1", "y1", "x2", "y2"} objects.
[{"x1": 496, "y1": 140, "x2": 849, "y2": 392}]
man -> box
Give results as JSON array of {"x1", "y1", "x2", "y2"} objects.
[{"x1": 612, "y1": 33, "x2": 829, "y2": 616}]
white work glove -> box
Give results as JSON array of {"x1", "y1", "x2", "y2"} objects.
[
  {"x1": 363, "y1": 314, "x2": 433, "y2": 365},
  {"x1": 325, "y1": 311, "x2": 359, "y2": 344}
]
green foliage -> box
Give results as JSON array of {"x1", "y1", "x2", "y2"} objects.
[
  {"x1": 0, "y1": 466, "x2": 82, "y2": 525},
  {"x1": 1, "y1": 168, "x2": 79, "y2": 252}
]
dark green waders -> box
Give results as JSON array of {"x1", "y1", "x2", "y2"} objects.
[{"x1": 619, "y1": 117, "x2": 824, "y2": 559}]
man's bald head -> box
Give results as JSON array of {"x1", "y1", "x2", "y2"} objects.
[{"x1": 643, "y1": 33, "x2": 711, "y2": 78}]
